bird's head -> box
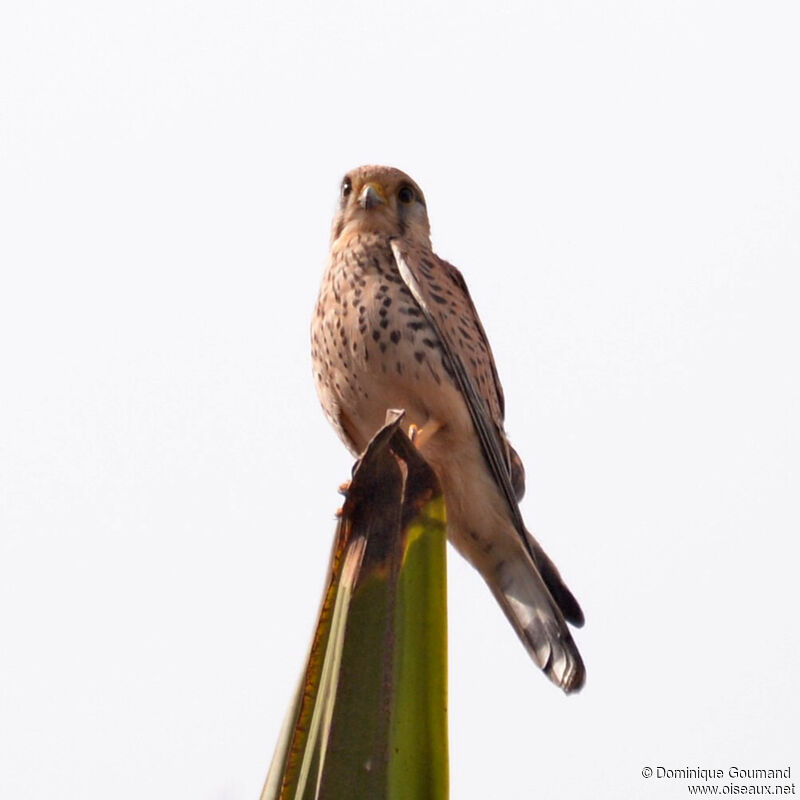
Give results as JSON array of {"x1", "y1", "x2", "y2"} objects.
[{"x1": 330, "y1": 165, "x2": 431, "y2": 248}]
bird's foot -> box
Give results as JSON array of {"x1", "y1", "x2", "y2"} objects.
[{"x1": 408, "y1": 419, "x2": 443, "y2": 450}]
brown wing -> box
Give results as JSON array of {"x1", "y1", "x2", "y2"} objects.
[
  {"x1": 390, "y1": 239, "x2": 531, "y2": 549},
  {"x1": 392, "y1": 239, "x2": 583, "y2": 628},
  {"x1": 439, "y1": 260, "x2": 527, "y2": 498}
]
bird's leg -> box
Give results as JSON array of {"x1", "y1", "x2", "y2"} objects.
[{"x1": 408, "y1": 418, "x2": 443, "y2": 450}]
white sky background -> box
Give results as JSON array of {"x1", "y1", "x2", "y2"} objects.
[{"x1": 1, "y1": 1, "x2": 798, "y2": 798}]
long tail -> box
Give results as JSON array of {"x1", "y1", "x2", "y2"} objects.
[
  {"x1": 490, "y1": 536, "x2": 585, "y2": 693},
  {"x1": 421, "y1": 436, "x2": 585, "y2": 692}
]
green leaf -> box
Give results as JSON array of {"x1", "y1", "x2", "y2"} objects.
[{"x1": 262, "y1": 413, "x2": 449, "y2": 800}]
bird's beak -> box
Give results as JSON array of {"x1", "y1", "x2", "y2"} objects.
[{"x1": 359, "y1": 182, "x2": 386, "y2": 210}]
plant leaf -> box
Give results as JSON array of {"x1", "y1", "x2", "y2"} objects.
[{"x1": 261, "y1": 413, "x2": 449, "y2": 800}]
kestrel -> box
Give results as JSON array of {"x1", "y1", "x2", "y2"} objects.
[{"x1": 311, "y1": 166, "x2": 585, "y2": 693}]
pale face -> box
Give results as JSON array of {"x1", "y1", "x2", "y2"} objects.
[{"x1": 331, "y1": 165, "x2": 431, "y2": 248}]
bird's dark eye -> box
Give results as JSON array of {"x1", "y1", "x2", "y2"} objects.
[
  {"x1": 341, "y1": 178, "x2": 352, "y2": 199},
  {"x1": 398, "y1": 186, "x2": 414, "y2": 204}
]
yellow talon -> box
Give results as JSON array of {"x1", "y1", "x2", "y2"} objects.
[{"x1": 407, "y1": 419, "x2": 443, "y2": 450}]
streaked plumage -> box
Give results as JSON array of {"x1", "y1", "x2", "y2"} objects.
[{"x1": 311, "y1": 165, "x2": 585, "y2": 692}]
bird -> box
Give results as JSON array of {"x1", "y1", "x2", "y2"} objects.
[{"x1": 311, "y1": 165, "x2": 585, "y2": 693}]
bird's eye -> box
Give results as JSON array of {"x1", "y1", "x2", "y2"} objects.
[
  {"x1": 341, "y1": 179, "x2": 352, "y2": 199},
  {"x1": 398, "y1": 186, "x2": 414, "y2": 204}
]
